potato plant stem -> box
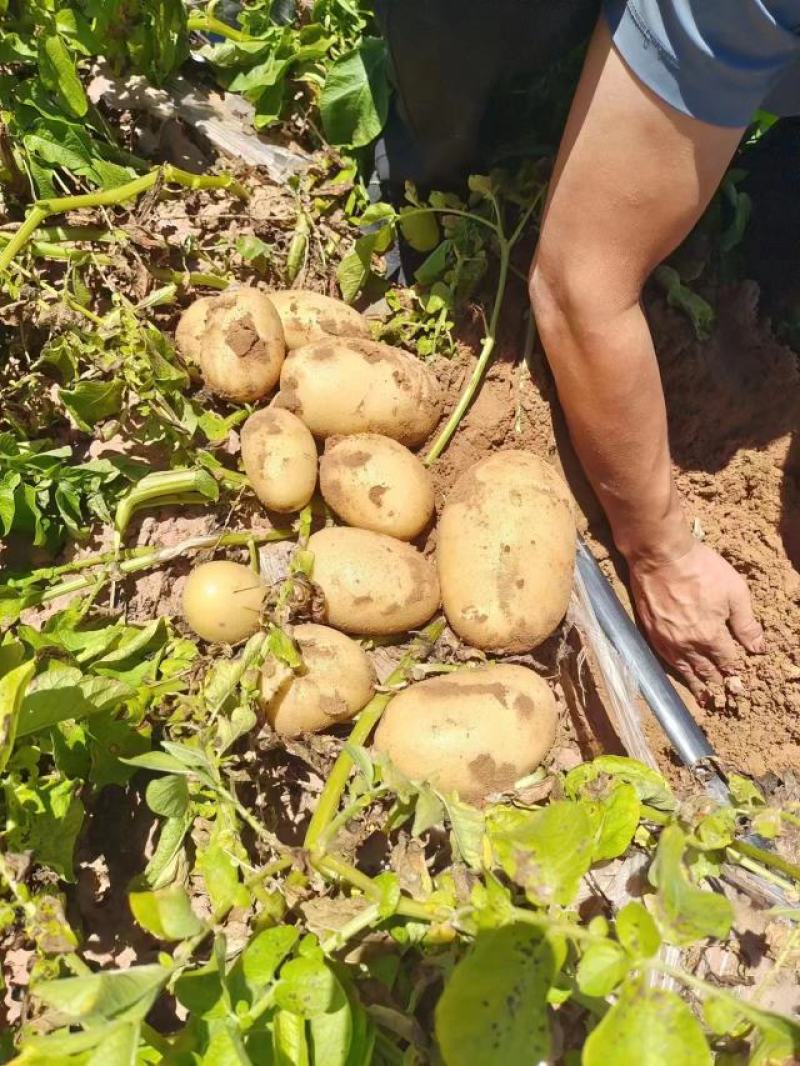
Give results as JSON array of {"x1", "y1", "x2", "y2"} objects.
[
  {"x1": 0, "y1": 165, "x2": 247, "y2": 274},
  {"x1": 187, "y1": 11, "x2": 253, "y2": 42},
  {"x1": 304, "y1": 619, "x2": 446, "y2": 851}
]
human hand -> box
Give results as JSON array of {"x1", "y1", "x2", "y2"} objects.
[{"x1": 627, "y1": 540, "x2": 766, "y2": 699}]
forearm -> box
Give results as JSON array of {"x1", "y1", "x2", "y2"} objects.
[{"x1": 535, "y1": 291, "x2": 692, "y2": 565}]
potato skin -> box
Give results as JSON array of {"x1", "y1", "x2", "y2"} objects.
[
  {"x1": 275, "y1": 338, "x2": 442, "y2": 446},
  {"x1": 438, "y1": 451, "x2": 576, "y2": 652},
  {"x1": 175, "y1": 287, "x2": 285, "y2": 403},
  {"x1": 309, "y1": 527, "x2": 440, "y2": 635},
  {"x1": 262, "y1": 624, "x2": 374, "y2": 736},
  {"x1": 320, "y1": 434, "x2": 434, "y2": 541},
  {"x1": 267, "y1": 290, "x2": 370, "y2": 349},
  {"x1": 182, "y1": 560, "x2": 265, "y2": 643},
  {"x1": 373, "y1": 665, "x2": 557, "y2": 802},
  {"x1": 241, "y1": 407, "x2": 318, "y2": 513}
]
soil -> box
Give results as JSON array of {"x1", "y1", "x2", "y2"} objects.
[{"x1": 427, "y1": 279, "x2": 800, "y2": 782}]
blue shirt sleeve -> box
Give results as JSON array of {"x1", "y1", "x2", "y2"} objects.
[{"x1": 604, "y1": 0, "x2": 800, "y2": 126}]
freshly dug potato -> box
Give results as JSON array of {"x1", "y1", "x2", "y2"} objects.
[
  {"x1": 308, "y1": 527, "x2": 440, "y2": 635},
  {"x1": 438, "y1": 451, "x2": 575, "y2": 652},
  {"x1": 319, "y1": 434, "x2": 434, "y2": 540},
  {"x1": 182, "y1": 560, "x2": 265, "y2": 643},
  {"x1": 261, "y1": 624, "x2": 374, "y2": 736},
  {"x1": 373, "y1": 665, "x2": 557, "y2": 801},
  {"x1": 267, "y1": 290, "x2": 370, "y2": 349},
  {"x1": 175, "y1": 287, "x2": 285, "y2": 402},
  {"x1": 241, "y1": 407, "x2": 318, "y2": 513},
  {"x1": 275, "y1": 338, "x2": 442, "y2": 446}
]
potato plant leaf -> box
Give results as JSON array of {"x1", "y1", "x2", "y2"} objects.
[
  {"x1": 320, "y1": 38, "x2": 389, "y2": 147},
  {"x1": 576, "y1": 940, "x2": 629, "y2": 998},
  {"x1": 615, "y1": 901, "x2": 661, "y2": 959},
  {"x1": 435, "y1": 924, "x2": 554, "y2": 1066},
  {"x1": 274, "y1": 958, "x2": 346, "y2": 1018},
  {"x1": 0, "y1": 659, "x2": 35, "y2": 771},
  {"x1": 38, "y1": 34, "x2": 88, "y2": 117},
  {"x1": 649, "y1": 825, "x2": 733, "y2": 945},
  {"x1": 584, "y1": 979, "x2": 711, "y2": 1065},
  {"x1": 33, "y1": 965, "x2": 169, "y2": 1024},
  {"x1": 129, "y1": 883, "x2": 205, "y2": 941}
]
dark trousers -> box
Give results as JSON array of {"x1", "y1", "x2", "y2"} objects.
[{"x1": 374, "y1": 0, "x2": 600, "y2": 186}]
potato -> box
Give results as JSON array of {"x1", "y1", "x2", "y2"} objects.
[
  {"x1": 241, "y1": 407, "x2": 318, "y2": 513},
  {"x1": 175, "y1": 287, "x2": 285, "y2": 403},
  {"x1": 261, "y1": 624, "x2": 374, "y2": 736},
  {"x1": 308, "y1": 527, "x2": 440, "y2": 635},
  {"x1": 319, "y1": 434, "x2": 434, "y2": 540},
  {"x1": 182, "y1": 560, "x2": 265, "y2": 643},
  {"x1": 275, "y1": 338, "x2": 442, "y2": 446},
  {"x1": 373, "y1": 665, "x2": 557, "y2": 802},
  {"x1": 267, "y1": 290, "x2": 370, "y2": 350},
  {"x1": 438, "y1": 451, "x2": 575, "y2": 652}
]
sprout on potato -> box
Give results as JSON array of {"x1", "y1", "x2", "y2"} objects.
[
  {"x1": 275, "y1": 338, "x2": 442, "y2": 446},
  {"x1": 182, "y1": 560, "x2": 265, "y2": 643},
  {"x1": 374, "y1": 664, "x2": 557, "y2": 802},
  {"x1": 262, "y1": 624, "x2": 374, "y2": 736},
  {"x1": 320, "y1": 434, "x2": 434, "y2": 541},
  {"x1": 241, "y1": 407, "x2": 318, "y2": 514},
  {"x1": 267, "y1": 290, "x2": 370, "y2": 349},
  {"x1": 438, "y1": 451, "x2": 576, "y2": 652},
  {"x1": 308, "y1": 527, "x2": 440, "y2": 635},
  {"x1": 175, "y1": 287, "x2": 285, "y2": 403}
]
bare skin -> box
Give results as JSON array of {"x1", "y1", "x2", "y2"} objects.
[{"x1": 529, "y1": 19, "x2": 766, "y2": 698}]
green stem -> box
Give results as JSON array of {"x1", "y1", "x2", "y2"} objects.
[
  {"x1": 728, "y1": 838, "x2": 800, "y2": 885},
  {"x1": 148, "y1": 266, "x2": 230, "y2": 290},
  {"x1": 304, "y1": 619, "x2": 445, "y2": 850},
  {"x1": 187, "y1": 11, "x2": 253, "y2": 42},
  {"x1": 313, "y1": 854, "x2": 447, "y2": 924}
]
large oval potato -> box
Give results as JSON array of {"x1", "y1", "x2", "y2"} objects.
[
  {"x1": 320, "y1": 434, "x2": 434, "y2": 541},
  {"x1": 175, "y1": 287, "x2": 285, "y2": 403},
  {"x1": 241, "y1": 407, "x2": 318, "y2": 513},
  {"x1": 262, "y1": 624, "x2": 374, "y2": 736},
  {"x1": 373, "y1": 665, "x2": 557, "y2": 801},
  {"x1": 438, "y1": 451, "x2": 576, "y2": 652},
  {"x1": 275, "y1": 338, "x2": 442, "y2": 446},
  {"x1": 267, "y1": 290, "x2": 370, "y2": 349},
  {"x1": 182, "y1": 560, "x2": 265, "y2": 643},
  {"x1": 309, "y1": 527, "x2": 440, "y2": 635}
]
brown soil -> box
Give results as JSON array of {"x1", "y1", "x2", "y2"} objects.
[{"x1": 428, "y1": 280, "x2": 800, "y2": 780}]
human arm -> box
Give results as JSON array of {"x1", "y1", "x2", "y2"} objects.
[{"x1": 529, "y1": 18, "x2": 765, "y2": 696}]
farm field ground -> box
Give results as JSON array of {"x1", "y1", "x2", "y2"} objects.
[{"x1": 1, "y1": 6, "x2": 800, "y2": 1065}]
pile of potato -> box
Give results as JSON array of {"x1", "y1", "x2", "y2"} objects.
[{"x1": 176, "y1": 286, "x2": 576, "y2": 801}]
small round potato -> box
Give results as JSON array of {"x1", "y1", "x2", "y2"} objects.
[
  {"x1": 262, "y1": 624, "x2": 374, "y2": 736},
  {"x1": 320, "y1": 434, "x2": 434, "y2": 540},
  {"x1": 241, "y1": 407, "x2": 318, "y2": 513},
  {"x1": 438, "y1": 451, "x2": 576, "y2": 652},
  {"x1": 374, "y1": 664, "x2": 557, "y2": 802},
  {"x1": 275, "y1": 338, "x2": 442, "y2": 447},
  {"x1": 308, "y1": 527, "x2": 440, "y2": 635},
  {"x1": 175, "y1": 287, "x2": 285, "y2": 403},
  {"x1": 182, "y1": 560, "x2": 265, "y2": 643},
  {"x1": 267, "y1": 290, "x2": 370, "y2": 350}
]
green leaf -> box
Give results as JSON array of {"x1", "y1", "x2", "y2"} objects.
[
  {"x1": 0, "y1": 659, "x2": 35, "y2": 771},
  {"x1": 590, "y1": 782, "x2": 640, "y2": 861},
  {"x1": 122, "y1": 751, "x2": 194, "y2": 775},
  {"x1": 487, "y1": 801, "x2": 596, "y2": 906},
  {"x1": 309, "y1": 993, "x2": 354, "y2": 1066},
  {"x1": 129, "y1": 883, "x2": 204, "y2": 941},
  {"x1": 728, "y1": 772, "x2": 765, "y2": 808},
  {"x1": 60, "y1": 379, "x2": 124, "y2": 431},
  {"x1": 749, "y1": 1013, "x2": 800, "y2": 1065},
  {"x1": 274, "y1": 958, "x2": 345, "y2": 1018},
  {"x1": 240, "y1": 926, "x2": 300, "y2": 992},
  {"x1": 399, "y1": 209, "x2": 440, "y2": 252},
  {"x1": 439, "y1": 793, "x2": 485, "y2": 870},
  {"x1": 320, "y1": 38, "x2": 389, "y2": 147},
  {"x1": 576, "y1": 940, "x2": 629, "y2": 998},
  {"x1": 18, "y1": 667, "x2": 130, "y2": 737},
  {"x1": 649, "y1": 825, "x2": 733, "y2": 945},
  {"x1": 583, "y1": 979, "x2": 711, "y2": 1065},
  {"x1": 336, "y1": 231, "x2": 381, "y2": 303},
  {"x1": 414, "y1": 240, "x2": 452, "y2": 286},
  {"x1": 145, "y1": 774, "x2": 189, "y2": 818},
  {"x1": 39, "y1": 35, "x2": 88, "y2": 117},
  {"x1": 615, "y1": 901, "x2": 661, "y2": 959},
  {"x1": 435, "y1": 924, "x2": 554, "y2": 1066},
  {"x1": 564, "y1": 755, "x2": 676, "y2": 811},
  {"x1": 87, "y1": 1020, "x2": 139, "y2": 1065},
  {"x1": 33, "y1": 965, "x2": 169, "y2": 1024},
  {"x1": 274, "y1": 1009, "x2": 310, "y2": 1066},
  {"x1": 3, "y1": 774, "x2": 84, "y2": 880}
]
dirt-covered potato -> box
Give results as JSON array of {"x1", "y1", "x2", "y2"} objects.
[
  {"x1": 438, "y1": 451, "x2": 575, "y2": 652},
  {"x1": 175, "y1": 287, "x2": 285, "y2": 403},
  {"x1": 241, "y1": 407, "x2": 318, "y2": 513},
  {"x1": 373, "y1": 664, "x2": 557, "y2": 801},
  {"x1": 319, "y1": 434, "x2": 434, "y2": 540},
  {"x1": 267, "y1": 290, "x2": 370, "y2": 349},
  {"x1": 275, "y1": 338, "x2": 442, "y2": 446},
  {"x1": 308, "y1": 527, "x2": 440, "y2": 635},
  {"x1": 182, "y1": 560, "x2": 265, "y2": 643},
  {"x1": 261, "y1": 624, "x2": 374, "y2": 736}
]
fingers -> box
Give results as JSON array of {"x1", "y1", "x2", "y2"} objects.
[{"x1": 728, "y1": 578, "x2": 766, "y2": 654}]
